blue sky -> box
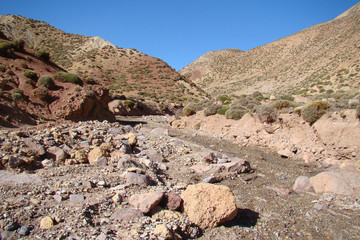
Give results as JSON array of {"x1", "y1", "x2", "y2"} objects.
[{"x1": 1, "y1": 0, "x2": 358, "y2": 70}]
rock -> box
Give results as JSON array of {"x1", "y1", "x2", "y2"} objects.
[
  {"x1": 145, "y1": 149, "x2": 164, "y2": 162},
  {"x1": 126, "y1": 172, "x2": 152, "y2": 186},
  {"x1": 151, "y1": 208, "x2": 183, "y2": 221},
  {"x1": 153, "y1": 224, "x2": 173, "y2": 240},
  {"x1": 23, "y1": 138, "x2": 45, "y2": 155},
  {"x1": 162, "y1": 193, "x2": 182, "y2": 211},
  {"x1": 93, "y1": 156, "x2": 108, "y2": 167},
  {"x1": 118, "y1": 156, "x2": 138, "y2": 168},
  {"x1": 40, "y1": 216, "x2": 54, "y2": 229},
  {"x1": 150, "y1": 128, "x2": 169, "y2": 136},
  {"x1": 8, "y1": 156, "x2": 25, "y2": 168},
  {"x1": 129, "y1": 192, "x2": 164, "y2": 214},
  {"x1": 203, "y1": 176, "x2": 220, "y2": 183},
  {"x1": 293, "y1": 176, "x2": 313, "y2": 193},
  {"x1": 46, "y1": 146, "x2": 67, "y2": 164},
  {"x1": 41, "y1": 159, "x2": 55, "y2": 168},
  {"x1": 277, "y1": 149, "x2": 292, "y2": 158},
  {"x1": 119, "y1": 144, "x2": 132, "y2": 154},
  {"x1": 309, "y1": 169, "x2": 360, "y2": 196},
  {"x1": 265, "y1": 186, "x2": 292, "y2": 196},
  {"x1": 88, "y1": 147, "x2": 107, "y2": 166},
  {"x1": 53, "y1": 195, "x2": 63, "y2": 203},
  {"x1": 127, "y1": 132, "x2": 137, "y2": 146},
  {"x1": 69, "y1": 194, "x2": 85, "y2": 202},
  {"x1": 190, "y1": 164, "x2": 213, "y2": 174},
  {"x1": 73, "y1": 150, "x2": 88, "y2": 163},
  {"x1": 215, "y1": 158, "x2": 251, "y2": 174},
  {"x1": 181, "y1": 183, "x2": 238, "y2": 228},
  {"x1": 111, "y1": 208, "x2": 144, "y2": 222},
  {"x1": 18, "y1": 225, "x2": 31, "y2": 236},
  {"x1": 4, "y1": 220, "x2": 20, "y2": 231},
  {"x1": 202, "y1": 152, "x2": 216, "y2": 163},
  {"x1": 112, "y1": 193, "x2": 122, "y2": 207}
]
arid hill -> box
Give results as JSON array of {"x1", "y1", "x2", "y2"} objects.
[
  {"x1": 179, "y1": 3, "x2": 360, "y2": 98},
  {"x1": 0, "y1": 15, "x2": 206, "y2": 112}
]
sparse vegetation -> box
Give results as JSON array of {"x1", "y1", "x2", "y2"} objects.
[
  {"x1": 204, "y1": 104, "x2": 221, "y2": 116},
  {"x1": 38, "y1": 75, "x2": 55, "y2": 89},
  {"x1": 301, "y1": 100, "x2": 330, "y2": 124},
  {"x1": 217, "y1": 105, "x2": 230, "y2": 115},
  {"x1": 12, "y1": 89, "x2": 23, "y2": 101},
  {"x1": 23, "y1": 69, "x2": 38, "y2": 81},
  {"x1": 32, "y1": 87, "x2": 52, "y2": 102},
  {"x1": 256, "y1": 105, "x2": 277, "y2": 123},
  {"x1": 270, "y1": 100, "x2": 295, "y2": 110},
  {"x1": 0, "y1": 65, "x2": 5, "y2": 72},
  {"x1": 183, "y1": 104, "x2": 196, "y2": 116},
  {"x1": 124, "y1": 100, "x2": 135, "y2": 107},
  {"x1": 0, "y1": 42, "x2": 13, "y2": 57},
  {"x1": 54, "y1": 72, "x2": 82, "y2": 85},
  {"x1": 10, "y1": 39, "x2": 25, "y2": 52},
  {"x1": 37, "y1": 49, "x2": 50, "y2": 61},
  {"x1": 225, "y1": 107, "x2": 247, "y2": 120}
]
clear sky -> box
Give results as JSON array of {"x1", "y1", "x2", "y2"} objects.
[{"x1": 1, "y1": 0, "x2": 359, "y2": 70}]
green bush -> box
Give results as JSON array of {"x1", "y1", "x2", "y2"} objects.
[
  {"x1": 217, "y1": 105, "x2": 230, "y2": 115},
  {"x1": 301, "y1": 100, "x2": 330, "y2": 124},
  {"x1": 270, "y1": 100, "x2": 295, "y2": 110},
  {"x1": 280, "y1": 94, "x2": 295, "y2": 101},
  {"x1": 10, "y1": 39, "x2": 25, "y2": 52},
  {"x1": 217, "y1": 95, "x2": 231, "y2": 103},
  {"x1": 225, "y1": 107, "x2": 247, "y2": 120},
  {"x1": 0, "y1": 42, "x2": 13, "y2": 57},
  {"x1": 256, "y1": 105, "x2": 277, "y2": 123},
  {"x1": 23, "y1": 69, "x2": 38, "y2": 81},
  {"x1": 204, "y1": 104, "x2": 221, "y2": 116},
  {"x1": 38, "y1": 75, "x2": 55, "y2": 89},
  {"x1": 183, "y1": 104, "x2": 196, "y2": 116},
  {"x1": 54, "y1": 72, "x2": 82, "y2": 85},
  {"x1": 37, "y1": 49, "x2": 50, "y2": 61},
  {"x1": 123, "y1": 99, "x2": 135, "y2": 107},
  {"x1": 12, "y1": 93, "x2": 22, "y2": 101}
]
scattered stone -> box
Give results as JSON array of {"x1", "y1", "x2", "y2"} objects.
[
  {"x1": 73, "y1": 150, "x2": 88, "y2": 163},
  {"x1": 293, "y1": 176, "x2": 313, "y2": 193},
  {"x1": 203, "y1": 176, "x2": 220, "y2": 183},
  {"x1": 216, "y1": 158, "x2": 251, "y2": 174},
  {"x1": 145, "y1": 149, "x2": 164, "y2": 162},
  {"x1": 110, "y1": 208, "x2": 144, "y2": 222},
  {"x1": 17, "y1": 225, "x2": 31, "y2": 236},
  {"x1": 112, "y1": 193, "x2": 123, "y2": 207},
  {"x1": 278, "y1": 149, "x2": 292, "y2": 158},
  {"x1": 69, "y1": 194, "x2": 85, "y2": 202},
  {"x1": 40, "y1": 216, "x2": 54, "y2": 229},
  {"x1": 53, "y1": 195, "x2": 63, "y2": 203},
  {"x1": 265, "y1": 186, "x2": 292, "y2": 196},
  {"x1": 23, "y1": 138, "x2": 45, "y2": 155},
  {"x1": 153, "y1": 224, "x2": 173, "y2": 240},
  {"x1": 127, "y1": 132, "x2": 137, "y2": 146},
  {"x1": 46, "y1": 146, "x2": 67, "y2": 164},
  {"x1": 150, "y1": 128, "x2": 169, "y2": 136},
  {"x1": 181, "y1": 183, "x2": 238, "y2": 228},
  {"x1": 162, "y1": 193, "x2": 183, "y2": 211},
  {"x1": 129, "y1": 192, "x2": 164, "y2": 214},
  {"x1": 126, "y1": 172, "x2": 152, "y2": 186},
  {"x1": 41, "y1": 159, "x2": 55, "y2": 168},
  {"x1": 88, "y1": 147, "x2": 107, "y2": 166}
]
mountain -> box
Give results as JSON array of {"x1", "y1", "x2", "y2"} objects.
[
  {"x1": 0, "y1": 15, "x2": 205, "y2": 111},
  {"x1": 179, "y1": 3, "x2": 360, "y2": 98}
]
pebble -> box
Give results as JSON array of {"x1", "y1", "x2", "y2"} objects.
[
  {"x1": 18, "y1": 225, "x2": 31, "y2": 236},
  {"x1": 40, "y1": 216, "x2": 54, "y2": 229}
]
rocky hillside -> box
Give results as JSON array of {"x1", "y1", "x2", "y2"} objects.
[
  {"x1": 179, "y1": 2, "x2": 360, "y2": 98},
  {"x1": 0, "y1": 15, "x2": 206, "y2": 111},
  {"x1": 0, "y1": 36, "x2": 114, "y2": 127}
]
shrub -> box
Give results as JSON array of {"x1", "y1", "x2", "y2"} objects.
[
  {"x1": 280, "y1": 94, "x2": 295, "y2": 101},
  {"x1": 204, "y1": 104, "x2": 221, "y2": 116},
  {"x1": 301, "y1": 100, "x2": 330, "y2": 124},
  {"x1": 225, "y1": 107, "x2": 247, "y2": 120},
  {"x1": 217, "y1": 95, "x2": 231, "y2": 103},
  {"x1": 270, "y1": 100, "x2": 295, "y2": 110},
  {"x1": 38, "y1": 75, "x2": 55, "y2": 89},
  {"x1": 256, "y1": 105, "x2": 277, "y2": 123},
  {"x1": 37, "y1": 49, "x2": 50, "y2": 61},
  {"x1": 217, "y1": 105, "x2": 230, "y2": 115},
  {"x1": 32, "y1": 87, "x2": 52, "y2": 102},
  {"x1": 12, "y1": 93, "x2": 22, "y2": 101},
  {"x1": 123, "y1": 99, "x2": 135, "y2": 107},
  {"x1": 0, "y1": 42, "x2": 13, "y2": 57},
  {"x1": 23, "y1": 69, "x2": 38, "y2": 81},
  {"x1": 20, "y1": 61, "x2": 28, "y2": 69},
  {"x1": 6, "y1": 69, "x2": 14, "y2": 76},
  {"x1": 0, "y1": 65, "x2": 5, "y2": 72},
  {"x1": 183, "y1": 104, "x2": 196, "y2": 116},
  {"x1": 54, "y1": 72, "x2": 82, "y2": 85},
  {"x1": 10, "y1": 39, "x2": 25, "y2": 52}
]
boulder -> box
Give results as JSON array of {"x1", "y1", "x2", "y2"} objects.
[
  {"x1": 162, "y1": 193, "x2": 183, "y2": 211},
  {"x1": 181, "y1": 183, "x2": 238, "y2": 228},
  {"x1": 293, "y1": 176, "x2": 313, "y2": 193},
  {"x1": 309, "y1": 169, "x2": 360, "y2": 196},
  {"x1": 129, "y1": 192, "x2": 164, "y2": 214}
]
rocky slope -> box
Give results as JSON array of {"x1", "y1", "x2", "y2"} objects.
[
  {"x1": 0, "y1": 36, "x2": 114, "y2": 127},
  {"x1": 0, "y1": 15, "x2": 206, "y2": 111},
  {"x1": 179, "y1": 3, "x2": 360, "y2": 98}
]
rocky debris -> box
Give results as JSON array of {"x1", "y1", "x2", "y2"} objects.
[
  {"x1": 23, "y1": 138, "x2": 46, "y2": 156},
  {"x1": 153, "y1": 224, "x2": 173, "y2": 239},
  {"x1": 129, "y1": 192, "x2": 164, "y2": 214},
  {"x1": 162, "y1": 193, "x2": 183, "y2": 211},
  {"x1": 181, "y1": 183, "x2": 238, "y2": 228},
  {"x1": 110, "y1": 208, "x2": 144, "y2": 223},
  {"x1": 293, "y1": 176, "x2": 314, "y2": 193},
  {"x1": 46, "y1": 146, "x2": 67, "y2": 165},
  {"x1": 39, "y1": 216, "x2": 54, "y2": 229},
  {"x1": 310, "y1": 168, "x2": 360, "y2": 196}
]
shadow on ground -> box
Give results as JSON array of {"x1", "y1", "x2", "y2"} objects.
[{"x1": 225, "y1": 208, "x2": 260, "y2": 228}]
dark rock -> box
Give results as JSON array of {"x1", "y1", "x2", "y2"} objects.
[
  {"x1": 17, "y1": 225, "x2": 31, "y2": 236},
  {"x1": 126, "y1": 172, "x2": 152, "y2": 186},
  {"x1": 23, "y1": 138, "x2": 45, "y2": 155},
  {"x1": 162, "y1": 193, "x2": 183, "y2": 211},
  {"x1": 4, "y1": 220, "x2": 20, "y2": 231}
]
